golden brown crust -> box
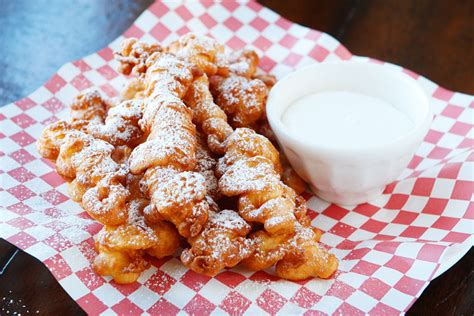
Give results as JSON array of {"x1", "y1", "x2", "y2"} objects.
[
  {"x1": 37, "y1": 120, "x2": 74, "y2": 161},
  {"x1": 275, "y1": 227, "x2": 339, "y2": 280},
  {"x1": 70, "y1": 89, "x2": 108, "y2": 122},
  {"x1": 121, "y1": 77, "x2": 146, "y2": 100},
  {"x1": 219, "y1": 157, "x2": 297, "y2": 235},
  {"x1": 244, "y1": 224, "x2": 338, "y2": 280},
  {"x1": 54, "y1": 131, "x2": 130, "y2": 225},
  {"x1": 143, "y1": 167, "x2": 209, "y2": 237},
  {"x1": 210, "y1": 75, "x2": 267, "y2": 128},
  {"x1": 216, "y1": 128, "x2": 282, "y2": 178},
  {"x1": 252, "y1": 73, "x2": 277, "y2": 88},
  {"x1": 195, "y1": 136, "x2": 220, "y2": 200},
  {"x1": 241, "y1": 230, "x2": 288, "y2": 271},
  {"x1": 184, "y1": 74, "x2": 233, "y2": 155},
  {"x1": 93, "y1": 244, "x2": 149, "y2": 284},
  {"x1": 181, "y1": 210, "x2": 254, "y2": 276},
  {"x1": 115, "y1": 37, "x2": 162, "y2": 75},
  {"x1": 68, "y1": 90, "x2": 146, "y2": 148},
  {"x1": 93, "y1": 198, "x2": 180, "y2": 284},
  {"x1": 280, "y1": 153, "x2": 307, "y2": 195},
  {"x1": 216, "y1": 49, "x2": 260, "y2": 78},
  {"x1": 168, "y1": 33, "x2": 224, "y2": 76}
]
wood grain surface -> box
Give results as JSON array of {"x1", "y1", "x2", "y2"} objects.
[{"x1": 0, "y1": 0, "x2": 472, "y2": 315}]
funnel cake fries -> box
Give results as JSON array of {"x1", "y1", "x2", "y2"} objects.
[
  {"x1": 115, "y1": 38, "x2": 162, "y2": 76},
  {"x1": 120, "y1": 49, "x2": 212, "y2": 238},
  {"x1": 71, "y1": 90, "x2": 145, "y2": 148},
  {"x1": 208, "y1": 62, "x2": 307, "y2": 195},
  {"x1": 242, "y1": 198, "x2": 338, "y2": 279},
  {"x1": 280, "y1": 153, "x2": 307, "y2": 195},
  {"x1": 168, "y1": 33, "x2": 224, "y2": 76},
  {"x1": 216, "y1": 127, "x2": 337, "y2": 279},
  {"x1": 38, "y1": 108, "x2": 181, "y2": 284},
  {"x1": 184, "y1": 74, "x2": 233, "y2": 154},
  {"x1": 70, "y1": 89, "x2": 108, "y2": 123},
  {"x1": 209, "y1": 75, "x2": 268, "y2": 128},
  {"x1": 252, "y1": 72, "x2": 277, "y2": 88},
  {"x1": 93, "y1": 199, "x2": 180, "y2": 284},
  {"x1": 275, "y1": 225, "x2": 339, "y2": 280},
  {"x1": 243, "y1": 222, "x2": 339, "y2": 280},
  {"x1": 184, "y1": 67, "x2": 306, "y2": 194},
  {"x1": 38, "y1": 32, "x2": 337, "y2": 283},
  {"x1": 209, "y1": 46, "x2": 267, "y2": 128},
  {"x1": 216, "y1": 49, "x2": 259, "y2": 78},
  {"x1": 218, "y1": 129, "x2": 297, "y2": 235},
  {"x1": 181, "y1": 210, "x2": 254, "y2": 276},
  {"x1": 216, "y1": 128, "x2": 282, "y2": 176},
  {"x1": 39, "y1": 126, "x2": 130, "y2": 225},
  {"x1": 219, "y1": 156, "x2": 297, "y2": 235}
]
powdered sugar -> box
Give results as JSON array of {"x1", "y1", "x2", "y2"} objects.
[
  {"x1": 170, "y1": 33, "x2": 222, "y2": 66},
  {"x1": 210, "y1": 75, "x2": 267, "y2": 126},
  {"x1": 150, "y1": 169, "x2": 207, "y2": 209},
  {"x1": 182, "y1": 210, "x2": 254, "y2": 270},
  {"x1": 219, "y1": 156, "x2": 280, "y2": 195},
  {"x1": 87, "y1": 99, "x2": 144, "y2": 146},
  {"x1": 210, "y1": 209, "x2": 249, "y2": 231},
  {"x1": 195, "y1": 140, "x2": 219, "y2": 199}
]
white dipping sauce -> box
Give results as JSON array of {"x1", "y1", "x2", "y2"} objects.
[{"x1": 282, "y1": 91, "x2": 414, "y2": 149}]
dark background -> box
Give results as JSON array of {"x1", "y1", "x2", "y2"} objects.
[{"x1": 0, "y1": 0, "x2": 472, "y2": 315}]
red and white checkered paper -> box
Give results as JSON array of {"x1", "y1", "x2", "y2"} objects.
[{"x1": 0, "y1": 1, "x2": 473, "y2": 315}]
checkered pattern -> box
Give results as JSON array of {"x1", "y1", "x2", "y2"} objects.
[{"x1": 0, "y1": 1, "x2": 472, "y2": 315}]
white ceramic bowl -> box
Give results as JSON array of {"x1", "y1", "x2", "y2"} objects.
[{"x1": 267, "y1": 61, "x2": 432, "y2": 205}]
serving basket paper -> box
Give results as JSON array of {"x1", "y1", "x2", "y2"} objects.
[{"x1": 0, "y1": 1, "x2": 472, "y2": 315}]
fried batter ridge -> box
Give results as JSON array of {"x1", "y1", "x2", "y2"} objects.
[
  {"x1": 68, "y1": 89, "x2": 146, "y2": 159},
  {"x1": 243, "y1": 222, "x2": 339, "y2": 280},
  {"x1": 115, "y1": 37, "x2": 162, "y2": 76},
  {"x1": 210, "y1": 74, "x2": 268, "y2": 128},
  {"x1": 38, "y1": 89, "x2": 181, "y2": 284},
  {"x1": 217, "y1": 128, "x2": 295, "y2": 235},
  {"x1": 168, "y1": 33, "x2": 224, "y2": 76},
  {"x1": 121, "y1": 77, "x2": 146, "y2": 100},
  {"x1": 216, "y1": 49, "x2": 260, "y2": 78},
  {"x1": 183, "y1": 64, "x2": 306, "y2": 194},
  {"x1": 195, "y1": 135, "x2": 220, "y2": 200},
  {"x1": 217, "y1": 128, "x2": 282, "y2": 176},
  {"x1": 181, "y1": 210, "x2": 254, "y2": 276},
  {"x1": 93, "y1": 199, "x2": 180, "y2": 284},
  {"x1": 184, "y1": 73, "x2": 233, "y2": 155}
]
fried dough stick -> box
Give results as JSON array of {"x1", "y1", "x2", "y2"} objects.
[
  {"x1": 93, "y1": 198, "x2": 180, "y2": 284},
  {"x1": 117, "y1": 41, "x2": 212, "y2": 238},
  {"x1": 243, "y1": 221, "x2": 339, "y2": 280},
  {"x1": 218, "y1": 128, "x2": 338, "y2": 280},
  {"x1": 183, "y1": 54, "x2": 305, "y2": 194},
  {"x1": 38, "y1": 124, "x2": 129, "y2": 225},
  {"x1": 181, "y1": 210, "x2": 254, "y2": 276},
  {"x1": 117, "y1": 38, "x2": 257, "y2": 277},
  {"x1": 184, "y1": 73, "x2": 233, "y2": 155},
  {"x1": 38, "y1": 90, "x2": 180, "y2": 284}
]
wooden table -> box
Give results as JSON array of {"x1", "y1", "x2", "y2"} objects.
[{"x1": 0, "y1": 1, "x2": 472, "y2": 314}]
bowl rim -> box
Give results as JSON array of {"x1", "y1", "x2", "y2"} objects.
[{"x1": 266, "y1": 60, "x2": 433, "y2": 159}]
